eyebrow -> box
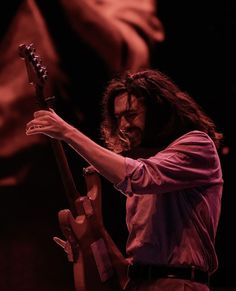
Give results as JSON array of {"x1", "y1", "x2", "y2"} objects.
[{"x1": 114, "y1": 109, "x2": 136, "y2": 117}]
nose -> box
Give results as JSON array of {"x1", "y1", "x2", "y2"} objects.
[{"x1": 119, "y1": 115, "x2": 130, "y2": 130}]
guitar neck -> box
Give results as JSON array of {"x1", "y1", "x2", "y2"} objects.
[
  {"x1": 19, "y1": 43, "x2": 80, "y2": 217},
  {"x1": 35, "y1": 87, "x2": 80, "y2": 217},
  {"x1": 50, "y1": 139, "x2": 79, "y2": 217}
]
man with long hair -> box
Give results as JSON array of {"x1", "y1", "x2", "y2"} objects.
[{"x1": 26, "y1": 69, "x2": 223, "y2": 291}]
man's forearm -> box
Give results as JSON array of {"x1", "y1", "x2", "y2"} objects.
[{"x1": 64, "y1": 127, "x2": 126, "y2": 185}]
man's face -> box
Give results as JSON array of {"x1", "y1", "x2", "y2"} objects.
[{"x1": 114, "y1": 93, "x2": 146, "y2": 149}]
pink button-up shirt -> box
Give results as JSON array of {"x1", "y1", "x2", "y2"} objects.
[{"x1": 115, "y1": 131, "x2": 223, "y2": 274}]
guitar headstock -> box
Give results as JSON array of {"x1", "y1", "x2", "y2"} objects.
[{"x1": 18, "y1": 43, "x2": 48, "y2": 87}]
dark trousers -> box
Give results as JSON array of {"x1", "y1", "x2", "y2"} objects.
[{"x1": 126, "y1": 278, "x2": 210, "y2": 291}]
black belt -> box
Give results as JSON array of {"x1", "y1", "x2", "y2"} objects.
[{"x1": 128, "y1": 264, "x2": 209, "y2": 285}]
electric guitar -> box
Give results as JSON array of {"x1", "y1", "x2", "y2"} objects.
[{"x1": 19, "y1": 43, "x2": 129, "y2": 291}]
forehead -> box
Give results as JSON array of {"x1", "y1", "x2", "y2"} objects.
[{"x1": 114, "y1": 93, "x2": 143, "y2": 114}]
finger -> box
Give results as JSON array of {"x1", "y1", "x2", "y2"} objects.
[
  {"x1": 33, "y1": 110, "x2": 51, "y2": 118},
  {"x1": 26, "y1": 125, "x2": 52, "y2": 135},
  {"x1": 33, "y1": 116, "x2": 51, "y2": 123},
  {"x1": 26, "y1": 120, "x2": 36, "y2": 130},
  {"x1": 26, "y1": 120, "x2": 38, "y2": 130},
  {"x1": 49, "y1": 108, "x2": 55, "y2": 113},
  {"x1": 26, "y1": 119, "x2": 48, "y2": 131},
  {"x1": 26, "y1": 125, "x2": 44, "y2": 132}
]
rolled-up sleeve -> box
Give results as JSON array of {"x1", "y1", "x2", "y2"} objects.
[{"x1": 115, "y1": 131, "x2": 222, "y2": 196}]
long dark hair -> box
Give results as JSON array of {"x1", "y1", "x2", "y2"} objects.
[{"x1": 101, "y1": 69, "x2": 223, "y2": 153}]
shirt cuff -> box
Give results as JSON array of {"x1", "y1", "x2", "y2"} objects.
[{"x1": 114, "y1": 157, "x2": 140, "y2": 196}]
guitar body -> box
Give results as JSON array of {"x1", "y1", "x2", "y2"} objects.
[{"x1": 58, "y1": 171, "x2": 129, "y2": 291}]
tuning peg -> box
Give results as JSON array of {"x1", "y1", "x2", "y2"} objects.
[
  {"x1": 41, "y1": 74, "x2": 48, "y2": 81},
  {"x1": 18, "y1": 44, "x2": 27, "y2": 58},
  {"x1": 28, "y1": 43, "x2": 36, "y2": 53},
  {"x1": 33, "y1": 55, "x2": 41, "y2": 64}
]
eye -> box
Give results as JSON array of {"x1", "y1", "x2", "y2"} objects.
[
  {"x1": 114, "y1": 110, "x2": 139, "y2": 123},
  {"x1": 125, "y1": 112, "x2": 137, "y2": 119},
  {"x1": 114, "y1": 114, "x2": 120, "y2": 121}
]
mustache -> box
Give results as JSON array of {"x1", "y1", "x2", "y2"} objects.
[{"x1": 119, "y1": 127, "x2": 142, "y2": 135}]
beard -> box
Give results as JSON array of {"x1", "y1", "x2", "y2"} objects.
[{"x1": 118, "y1": 127, "x2": 143, "y2": 151}]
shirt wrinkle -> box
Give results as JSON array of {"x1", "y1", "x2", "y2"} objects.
[{"x1": 114, "y1": 131, "x2": 223, "y2": 272}]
